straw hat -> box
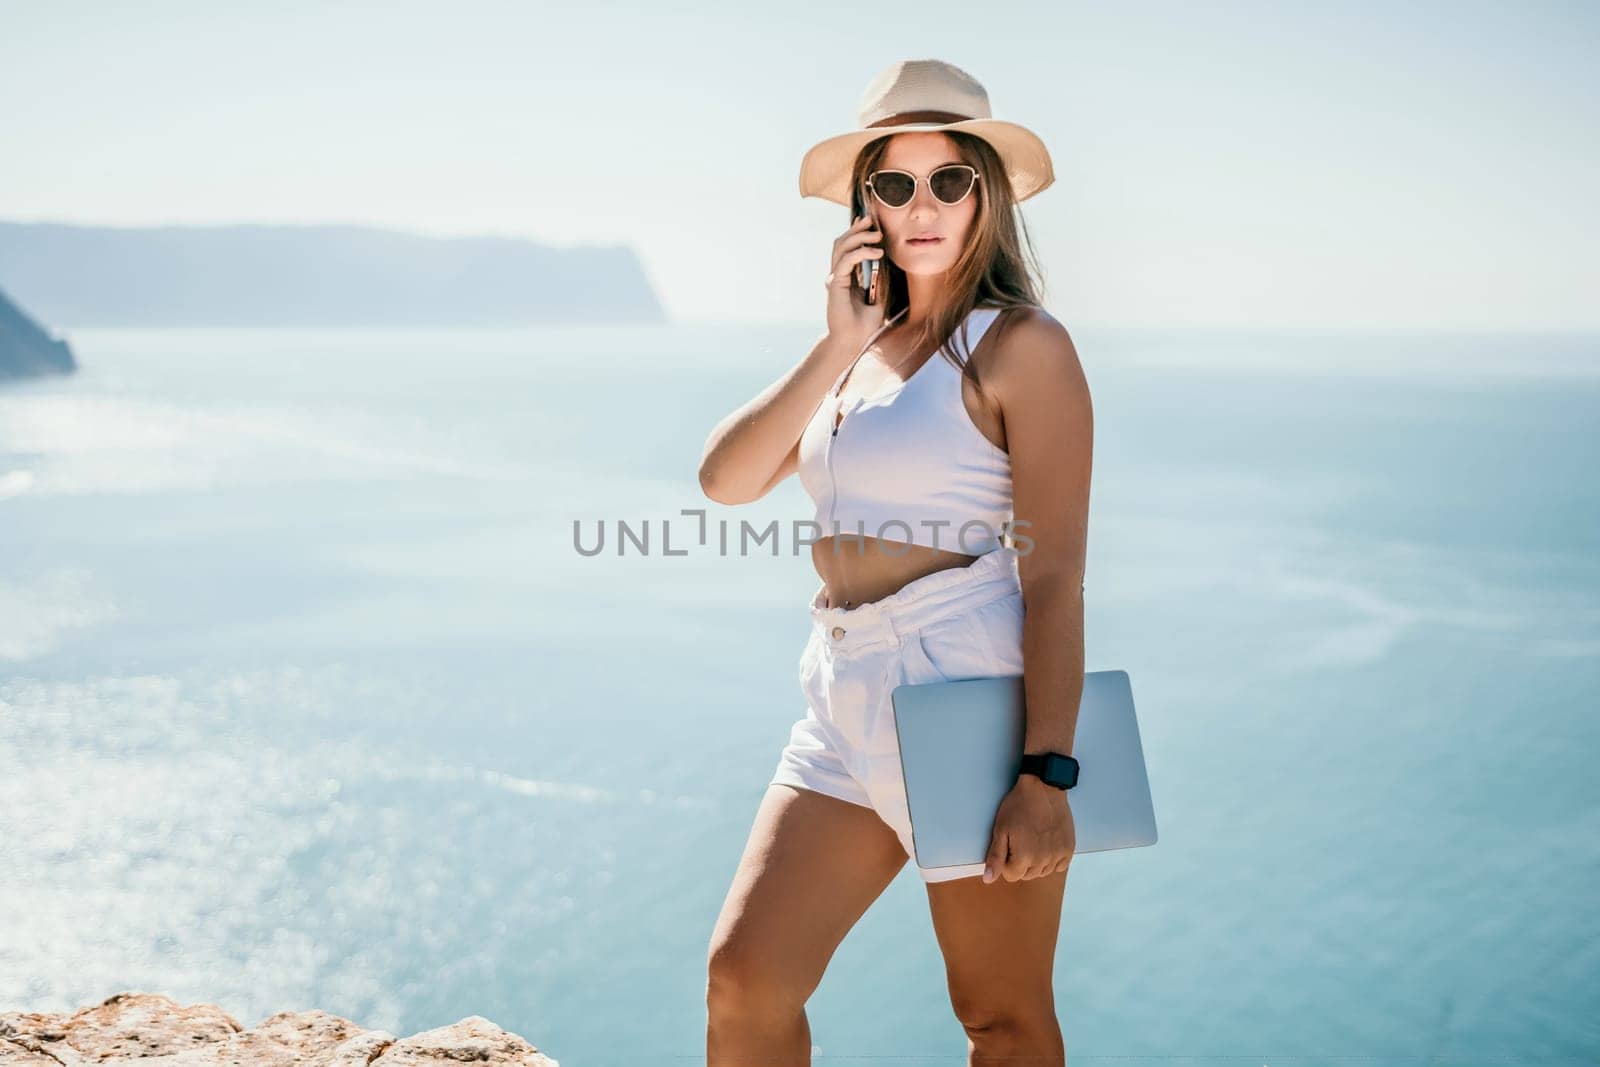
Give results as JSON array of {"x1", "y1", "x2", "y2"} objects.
[{"x1": 798, "y1": 59, "x2": 1055, "y2": 206}]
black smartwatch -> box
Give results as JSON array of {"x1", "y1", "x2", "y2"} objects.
[{"x1": 1018, "y1": 752, "x2": 1079, "y2": 790}]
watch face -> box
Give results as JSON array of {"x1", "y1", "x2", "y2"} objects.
[{"x1": 1044, "y1": 754, "x2": 1079, "y2": 788}]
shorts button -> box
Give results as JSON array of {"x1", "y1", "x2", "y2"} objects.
[{"x1": 830, "y1": 626, "x2": 846, "y2": 639}]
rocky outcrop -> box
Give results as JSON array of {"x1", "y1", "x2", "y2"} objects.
[
  {"x1": 0, "y1": 286, "x2": 76, "y2": 380},
  {"x1": 0, "y1": 991, "x2": 559, "y2": 1065}
]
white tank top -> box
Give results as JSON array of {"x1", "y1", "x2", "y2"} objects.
[{"x1": 797, "y1": 305, "x2": 1013, "y2": 556}]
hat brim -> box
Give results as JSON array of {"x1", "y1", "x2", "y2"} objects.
[{"x1": 798, "y1": 118, "x2": 1055, "y2": 206}]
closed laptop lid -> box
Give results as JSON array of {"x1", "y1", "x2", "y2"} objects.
[{"x1": 891, "y1": 669, "x2": 1158, "y2": 874}]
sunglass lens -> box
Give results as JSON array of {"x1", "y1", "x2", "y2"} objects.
[
  {"x1": 930, "y1": 166, "x2": 975, "y2": 204},
  {"x1": 872, "y1": 173, "x2": 915, "y2": 207}
]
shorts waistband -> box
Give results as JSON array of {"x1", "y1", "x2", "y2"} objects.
[{"x1": 808, "y1": 547, "x2": 1022, "y2": 653}]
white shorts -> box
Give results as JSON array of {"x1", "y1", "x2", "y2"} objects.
[{"x1": 770, "y1": 546, "x2": 1026, "y2": 883}]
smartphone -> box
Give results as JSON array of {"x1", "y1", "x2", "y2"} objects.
[{"x1": 850, "y1": 181, "x2": 884, "y2": 305}]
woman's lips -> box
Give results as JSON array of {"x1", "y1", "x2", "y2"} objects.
[{"x1": 907, "y1": 236, "x2": 943, "y2": 245}]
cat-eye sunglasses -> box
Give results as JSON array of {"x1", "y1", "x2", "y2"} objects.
[{"x1": 864, "y1": 163, "x2": 980, "y2": 209}]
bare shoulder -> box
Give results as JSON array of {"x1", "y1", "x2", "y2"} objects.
[{"x1": 985, "y1": 305, "x2": 1089, "y2": 403}]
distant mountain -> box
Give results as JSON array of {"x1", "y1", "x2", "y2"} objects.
[
  {"x1": 0, "y1": 285, "x2": 76, "y2": 380},
  {"x1": 0, "y1": 221, "x2": 664, "y2": 327}
]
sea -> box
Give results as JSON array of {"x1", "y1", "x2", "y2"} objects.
[{"x1": 1, "y1": 322, "x2": 1596, "y2": 1066}]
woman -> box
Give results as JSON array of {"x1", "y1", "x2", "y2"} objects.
[{"x1": 697, "y1": 59, "x2": 1092, "y2": 1066}]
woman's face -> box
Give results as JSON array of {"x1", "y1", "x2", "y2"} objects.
[{"x1": 868, "y1": 132, "x2": 979, "y2": 277}]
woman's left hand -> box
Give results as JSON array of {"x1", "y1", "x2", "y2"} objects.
[{"x1": 983, "y1": 774, "x2": 1076, "y2": 883}]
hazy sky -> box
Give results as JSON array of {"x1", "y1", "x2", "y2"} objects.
[{"x1": 2, "y1": 0, "x2": 1595, "y2": 329}]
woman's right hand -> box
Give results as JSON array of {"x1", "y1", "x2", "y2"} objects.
[{"x1": 824, "y1": 213, "x2": 887, "y2": 347}]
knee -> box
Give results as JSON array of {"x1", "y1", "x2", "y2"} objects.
[
  {"x1": 949, "y1": 991, "x2": 1059, "y2": 1048},
  {"x1": 705, "y1": 935, "x2": 810, "y2": 1024}
]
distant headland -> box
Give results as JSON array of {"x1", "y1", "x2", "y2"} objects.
[
  {"x1": 0, "y1": 220, "x2": 664, "y2": 327},
  {"x1": 0, "y1": 285, "x2": 77, "y2": 380}
]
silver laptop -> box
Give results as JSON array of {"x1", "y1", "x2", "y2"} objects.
[{"x1": 891, "y1": 669, "x2": 1158, "y2": 875}]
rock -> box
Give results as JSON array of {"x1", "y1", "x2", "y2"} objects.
[
  {"x1": 0, "y1": 286, "x2": 76, "y2": 381},
  {"x1": 0, "y1": 991, "x2": 559, "y2": 1066},
  {"x1": 369, "y1": 1016, "x2": 556, "y2": 1066}
]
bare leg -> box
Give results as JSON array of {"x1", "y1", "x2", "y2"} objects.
[
  {"x1": 706, "y1": 783, "x2": 909, "y2": 1066},
  {"x1": 925, "y1": 866, "x2": 1069, "y2": 1067}
]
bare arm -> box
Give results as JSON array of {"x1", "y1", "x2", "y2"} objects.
[
  {"x1": 697, "y1": 329, "x2": 867, "y2": 505},
  {"x1": 699, "y1": 213, "x2": 888, "y2": 505},
  {"x1": 988, "y1": 307, "x2": 1093, "y2": 758}
]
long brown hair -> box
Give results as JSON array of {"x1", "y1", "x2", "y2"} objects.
[{"x1": 849, "y1": 130, "x2": 1048, "y2": 385}]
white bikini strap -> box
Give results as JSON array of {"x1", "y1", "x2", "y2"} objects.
[{"x1": 951, "y1": 306, "x2": 1002, "y2": 362}]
